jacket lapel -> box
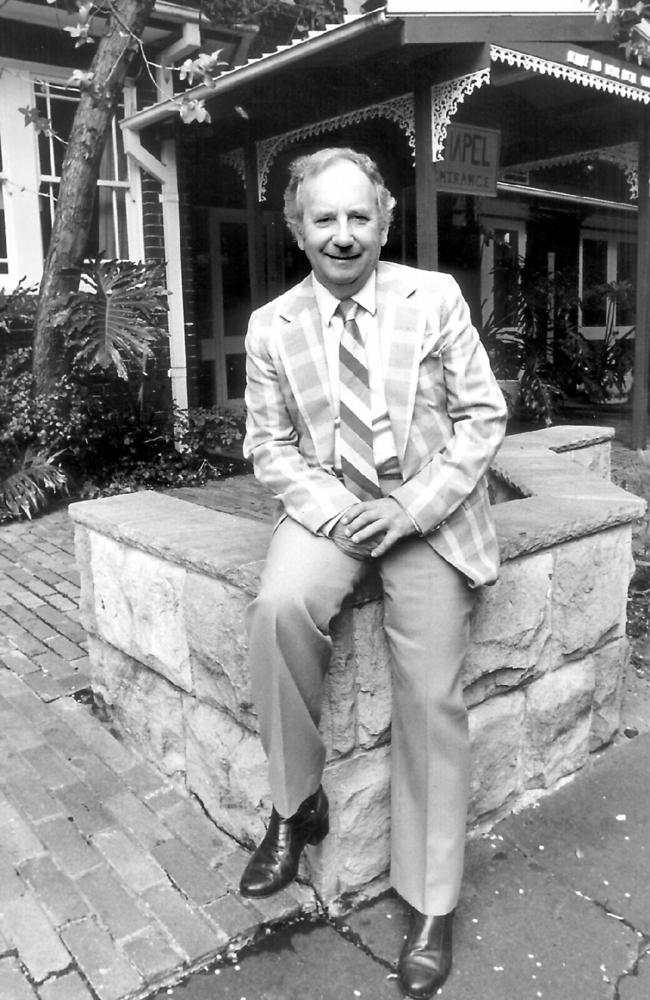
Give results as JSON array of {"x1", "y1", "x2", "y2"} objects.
[
  {"x1": 376, "y1": 265, "x2": 426, "y2": 464},
  {"x1": 276, "y1": 279, "x2": 336, "y2": 465}
]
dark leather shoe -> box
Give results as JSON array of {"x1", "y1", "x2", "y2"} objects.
[
  {"x1": 239, "y1": 787, "x2": 329, "y2": 898},
  {"x1": 397, "y1": 909, "x2": 453, "y2": 999}
]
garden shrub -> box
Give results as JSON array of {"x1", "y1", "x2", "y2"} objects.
[{"x1": 0, "y1": 263, "x2": 246, "y2": 521}]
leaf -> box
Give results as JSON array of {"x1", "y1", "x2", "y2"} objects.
[
  {"x1": 64, "y1": 258, "x2": 168, "y2": 381},
  {"x1": 0, "y1": 450, "x2": 68, "y2": 521}
]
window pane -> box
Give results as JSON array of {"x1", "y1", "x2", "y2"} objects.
[
  {"x1": 88, "y1": 187, "x2": 128, "y2": 259},
  {"x1": 226, "y1": 352, "x2": 246, "y2": 401},
  {"x1": 39, "y1": 181, "x2": 57, "y2": 256},
  {"x1": 36, "y1": 81, "x2": 129, "y2": 261},
  {"x1": 492, "y1": 229, "x2": 519, "y2": 327},
  {"x1": 617, "y1": 240, "x2": 636, "y2": 326},
  {"x1": 582, "y1": 238, "x2": 608, "y2": 326}
]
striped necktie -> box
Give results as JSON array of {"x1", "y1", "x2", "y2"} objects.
[{"x1": 337, "y1": 298, "x2": 382, "y2": 501}]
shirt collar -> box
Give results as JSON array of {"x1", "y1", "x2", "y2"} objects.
[{"x1": 311, "y1": 271, "x2": 378, "y2": 326}]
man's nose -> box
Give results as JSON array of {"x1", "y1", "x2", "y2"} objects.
[{"x1": 332, "y1": 219, "x2": 353, "y2": 246}]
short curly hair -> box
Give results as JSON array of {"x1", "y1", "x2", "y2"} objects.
[{"x1": 283, "y1": 148, "x2": 396, "y2": 242}]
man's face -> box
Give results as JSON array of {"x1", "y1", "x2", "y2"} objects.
[{"x1": 296, "y1": 159, "x2": 389, "y2": 298}]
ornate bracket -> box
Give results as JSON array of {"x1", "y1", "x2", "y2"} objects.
[
  {"x1": 502, "y1": 143, "x2": 640, "y2": 200},
  {"x1": 219, "y1": 149, "x2": 246, "y2": 186},
  {"x1": 430, "y1": 68, "x2": 491, "y2": 162},
  {"x1": 255, "y1": 93, "x2": 415, "y2": 200},
  {"x1": 491, "y1": 44, "x2": 650, "y2": 105}
]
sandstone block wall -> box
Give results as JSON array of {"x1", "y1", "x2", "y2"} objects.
[{"x1": 70, "y1": 425, "x2": 645, "y2": 909}]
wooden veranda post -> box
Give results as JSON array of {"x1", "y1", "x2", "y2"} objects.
[
  {"x1": 414, "y1": 83, "x2": 439, "y2": 271},
  {"x1": 632, "y1": 107, "x2": 650, "y2": 450},
  {"x1": 244, "y1": 139, "x2": 265, "y2": 309}
]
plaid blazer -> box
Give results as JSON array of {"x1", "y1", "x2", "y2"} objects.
[{"x1": 244, "y1": 261, "x2": 507, "y2": 587}]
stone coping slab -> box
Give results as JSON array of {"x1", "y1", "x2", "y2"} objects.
[
  {"x1": 70, "y1": 423, "x2": 646, "y2": 581},
  {"x1": 508, "y1": 424, "x2": 614, "y2": 452}
]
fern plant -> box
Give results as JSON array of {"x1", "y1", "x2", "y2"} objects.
[{"x1": 0, "y1": 449, "x2": 68, "y2": 521}]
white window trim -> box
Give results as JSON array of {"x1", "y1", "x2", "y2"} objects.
[
  {"x1": 0, "y1": 60, "x2": 144, "y2": 290},
  {"x1": 579, "y1": 228, "x2": 636, "y2": 341},
  {"x1": 480, "y1": 216, "x2": 527, "y2": 330}
]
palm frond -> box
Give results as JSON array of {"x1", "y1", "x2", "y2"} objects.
[{"x1": 0, "y1": 450, "x2": 68, "y2": 520}]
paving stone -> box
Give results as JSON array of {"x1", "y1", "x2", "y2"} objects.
[
  {"x1": 32, "y1": 607, "x2": 69, "y2": 630},
  {"x1": 55, "y1": 672, "x2": 93, "y2": 696},
  {"x1": 40, "y1": 723, "x2": 89, "y2": 761},
  {"x1": 0, "y1": 668, "x2": 26, "y2": 697},
  {"x1": 0, "y1": 893, "x2": 71, "y2": 982},
  {"x1": 65, "y1": 753, "x2": 126, "y2": 799},
  {"x1": 31, "y1": 651, "x2": 74, "y2": 679},
  {"x1": 143, "y1": 883, "x2": 227, "y2": 962},
  {"x1": 5, "y1": 776, "x2": 63, "y2": 824},
  {"x1": 36, "y1": 817, "x2": 102, "y2": 879},
  {"x1": 10, "y1": 690, "x2": 56, "y2": 729},
  {"x1": 45, "y1": 595, "x2": 78, "y2": 614},
  {"x1": 1, "y1": 649, "x2": 39, "y2": 676},
  {"x1": 22, "y1": 673, "x2": 66, "y2": 703},
  {"x1": 92, "y1": 827, "x2": 169, "y2": 893},
  {"x1": 159, "y1": 798, "x2": 231, "y2": 864},
  {"x1": 216, "y1": 846, "x2": 253, "y2": 889},
  {"x1": 104, "y1": 790, "x2": 172, "y2": 849},
  {"x1": 0, "y1": 957, "x2": 38, "y2": 1000},
  {"x1": 121, "y1": 925, "x2": 184, "y2": 981},
  {"x1": 0, "y1": 747, "x2": 36, "y2": 785},
  {"x1": 10, "y1": 633, "x2": 51, "y2": 659},
  {"x1": 18, "y1": 855, "x2": 90, "y2": 926},
  {"x1": 0, "y1": 850, "x2": 29, "y2": 906},
  {"x1": 56, "y1": 783, "x2": 114, "y2": 836},
  {"x1": 60, "y1": 918, "x2": 142, "y2": 1000},
  {"x1": 0, "y1": 802, "x2": 45, "y2": 865},
  {"x1": 37, "y1": 970, "x2": 94, "y2": 1000},
  {"x1": 22, "y1": 619, "x2": 57, "y2": 644},
  {"x1": 21, "y1": 746, "x2": 78, "y2": 790},
  {"x1": 49, "y1": 701, "x2": 135, "y2": 773},
  {"x1": 76, "y1": 867, "x2": 150, "y2": 940},
  {"x1": 0, "y1": 707, "x2": 46, "y2": 751},
  {"x1": 42, "y1": 635, "x2": 85, "y2": 661},
  {"x1": 202, "y1": 892, "x2": 265, "y2": 940},
  {"x1": 146, "y1": 787, "x2": 188, "y2": 815},
  {"x1": 152, "y1": 839, "x2": 229, "y2": 904},
  {"x1": 120, "y1": 762, "x2": 169, "y2": 799}
]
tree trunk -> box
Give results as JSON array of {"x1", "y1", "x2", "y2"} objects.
[{"x1": 33, "y1": 0, "x2": 156, "y2": 393}]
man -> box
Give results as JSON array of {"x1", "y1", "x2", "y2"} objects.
[{"x1": 239, "y1": 147, "x2": 507, "y2": 999}]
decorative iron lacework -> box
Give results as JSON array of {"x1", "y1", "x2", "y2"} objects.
[
  {"x1": 430, "y1": 68, "x2": 491, "y2": 161},
  {"x1": 255, "y1": 93, "x2": 415, "y2": 200},
  {"x1": 500, "y1": 143, "x2": 640, "y2": 200},
  {"x1": 219, "y1": 149, "x2": 246, "y2": 185},
  {"x1": 491, "y1": 44, "x2": 650, "y2": 105}
]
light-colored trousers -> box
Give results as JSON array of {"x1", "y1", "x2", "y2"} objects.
[{"x1": 245, "y1": 512, "x2": 474, "y2": 916}]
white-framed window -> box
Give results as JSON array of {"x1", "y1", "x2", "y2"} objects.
[
  {"x1": 579, "y1": 231, "x2": 636, "y2": 339},
  {"x1": 480, "y1": 218, "x2": 527, "y2": 330},
  {"x1": 35, "y1": 78, "x2": 131, "y2": 260}
]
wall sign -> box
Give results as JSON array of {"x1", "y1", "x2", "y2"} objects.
[{"x1": 434, "y1": 124, "x2": 500, "y2": 197}]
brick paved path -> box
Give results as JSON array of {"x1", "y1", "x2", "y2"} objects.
[{"x1": 0, "y1": 496, "x2": 313, "y2": 1000}]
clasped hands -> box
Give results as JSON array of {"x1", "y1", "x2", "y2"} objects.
[{"x1": 330, "y1": 497, "x2": 416, "y2": 559}]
